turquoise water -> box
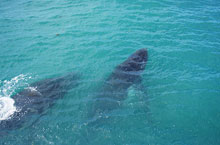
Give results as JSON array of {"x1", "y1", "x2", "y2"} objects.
[{"x1": 0, "y1": 0, "x2": 220, "y2": 144}]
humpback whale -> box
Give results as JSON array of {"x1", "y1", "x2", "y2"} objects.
[
  {"x1": 0, "y1": 73, "x2": 79, "y2": 132},
  {"x1": 89, "y1": 48, "x2": 148, "y2": 123}
]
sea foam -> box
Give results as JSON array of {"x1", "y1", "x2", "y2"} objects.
[
  {"x1": 0, "y1": 97, "x2": 17, "y2": 120},
  {"x1": 0, "y1": 74, "x2": 31, "y2": 120}
]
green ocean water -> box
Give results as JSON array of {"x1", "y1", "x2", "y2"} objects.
[{"x1": 0, "y1": 0, "x2": 220, "y2": 144}]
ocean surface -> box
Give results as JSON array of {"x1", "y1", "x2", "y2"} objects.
[{"x1": 0, "y1": 0, "x2": 220, "y2": 144}]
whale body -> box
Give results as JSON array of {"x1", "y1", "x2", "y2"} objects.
[
  {"x1": 89, "y1": 49, "x2": 148, "y2": 123},
  {"x1": 0, "y1": 73, "x2": 79, "y2": 132}
]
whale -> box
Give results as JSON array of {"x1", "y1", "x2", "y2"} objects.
[
  {"x1": 0, "y1": 73, "x2": 79, "y2": 133},
  {"x1": 88, "y1": 48, "x2": 148, "y2": 124}
]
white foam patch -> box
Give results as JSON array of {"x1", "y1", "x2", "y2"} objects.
[
  {"x1": 0, "y1": 97, "x2": 17, "y2": 121},
  {"x1": 0, "y1": 74, "x2": 32, "y2": 121},
  {"x1": 28, "y1": 86, "x2": 38, "y2": 92}
]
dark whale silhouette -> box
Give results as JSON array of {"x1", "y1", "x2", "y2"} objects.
[
  {"x1": 0, "y1": 73, "x2": 79, "y2": 132},
  {"x1": 89, "y1": 48, "x2": 148, "y2": 124}
]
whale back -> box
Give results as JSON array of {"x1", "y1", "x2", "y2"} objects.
[{"x1": 0, "y1": 73, "x2": 79, "y2": 131}]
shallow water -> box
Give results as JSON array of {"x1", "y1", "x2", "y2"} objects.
[{"x1": 0, "y1": 0, "x2": 220, "y2": 144}]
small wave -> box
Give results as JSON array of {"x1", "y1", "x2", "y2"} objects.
[{"x1": 0, "y1": 74, "x2": 31, "y2": 98}]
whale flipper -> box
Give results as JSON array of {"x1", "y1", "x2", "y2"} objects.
[{"x1": 89, "y1": 49, "x2": 148, "y2": 124}]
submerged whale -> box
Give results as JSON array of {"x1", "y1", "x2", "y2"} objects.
[
  {"x1": 0, "y1": 73, "x2": 79, "y2": 132},
  {"x1": 89, "y1": 48, "x2": 148, "y2": 123}
]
